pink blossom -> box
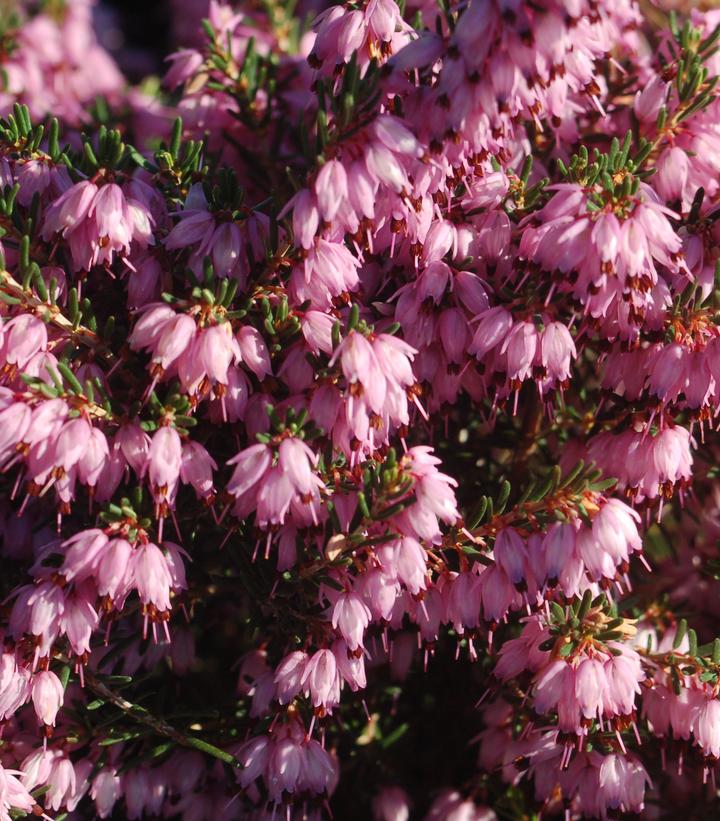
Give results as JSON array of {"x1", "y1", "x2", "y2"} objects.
[
  {"x1": 91, "y1": 769, "x2": 121, "y2": 819},
  {"x1": 331, "y1": 591, "x2": 371, "y2": 650},
  {"x1": 301, "y1": 649, "x2": 341, "y2": 711},
  {"x1": 146, "y1": 426, "x2": 183, "y2": 507},
  {"x1": 315, "y1": 160, "x2": 348, "y2": 223},
  {"x1": 134, "y1": 543, "x2": 173, "y2": 614},
  {"x1": 274, "y1": 651, "x2": 308, "y2": 705},
  {"x1": 31, "y1": 670, "x2": 63, "y2": 726}
]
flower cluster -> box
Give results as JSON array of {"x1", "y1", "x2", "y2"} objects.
[{"x1": 0, "y1": 0, "x2": 719, "y2": 819}]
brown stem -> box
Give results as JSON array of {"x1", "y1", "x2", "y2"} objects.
[
  {"x1": 0, "y1": 269, "x2": 115, "y2": 362},
  {"x1": 81, "y1": 667, "x2": 240, "y2": 768},
  {"x1": 510, "y1": 385, "x2": 543, "y2": 485}
]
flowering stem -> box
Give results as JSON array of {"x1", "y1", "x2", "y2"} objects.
[
  {"x1": 0, "y1": 268, "x2": 114, "y2": 361},
  {"x1": 81, "y1": 667, "x2": 241, "y2": 768},
  {"x1": 510, "y1": 388, "x2": 543, "y2": 483}
]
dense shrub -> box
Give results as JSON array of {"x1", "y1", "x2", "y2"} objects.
[{"x1": 0, "y1": 0, "x2": 718, "y2": 818}]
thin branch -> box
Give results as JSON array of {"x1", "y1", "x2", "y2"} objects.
[
  {"x1": 81, "y1": 667, "x2": 240, "y2": 768},
  {"x1": 0, "y1": 269, "x2": 115, "y2": 362}
]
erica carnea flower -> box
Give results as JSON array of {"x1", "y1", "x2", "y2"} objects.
[{"x1": 0, "y1": 1, "x2": 718, "y2": 818}]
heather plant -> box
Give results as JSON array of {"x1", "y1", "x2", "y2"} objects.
[{"x1": 2, "y1": 0, "x2": 720, "y2": 819}]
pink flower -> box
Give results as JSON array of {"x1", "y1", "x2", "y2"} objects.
[
  {"x1": 128, "y1": 303, "x2": 178, "y2": 355},
  {"x1": 274, "y1": 651, "x2": 308, "y2": 705},
  {"x1": 394, "y1": 446, "x2": 459, "y2": 541},
  {"x1": 373, "y1": 786, "x2": 411, "y2": 821},
  {"x1": 476, "y1": 210, "x2": 511, "y2": 262},
  {"x1": 501, "y1": 321, "x2": 539, "y2": 383},
  {"x1": 60, "y1": 589, "x2": 98, "y2": 657},
  {"x1": 11, "y1": 581, "x2": 64, "y2": 655},
  {"x1": 331, "y1": 591, "x2": 371, "y2": 650},
  {"x1": 303, "y1": 738, "x2": 339, "y2": 794},
  {"x1": 152, "y1": 313, "x2": 197, "y2": 372},
  {"x1": 60, "y1": 528, "x2": 109, "y2": 583},
  {"x1": 164, "y1": 209, "x2": 215, "y2": 251},
  {"x1": 655, "y1": 146, "x2": 690, "y2": 204},
  {"x1": 315, "y1": 160, "x2": 348, "y2": 223},
  {"x1": 227, "y1": 443, "x2": 272, "y2": 510},
  {"x1": 211, "y1": 222, "x2": 243, "y2": 278},
  {"x1": 54, "y1": 417, "x2": 92, "y2": 472},
  {"x1": 540, "y1": 321, "x2": 576, "y2": 385},
  {"x1": 124, "y1": 768, "x2": 163, "y2": 819},
  {"x1": 604, "y1": 644, "x2": 644, "y2": 716},
  {"x1": 42, "y1": 180, "x2": 97, "y2": 238},
  {"x1": 532, "y1": 660, "x2": 576, "y2": 730},
  {"x1": 31, "y1": 670, "x2": 63, "y2": 726},
  {"x1": 0, "y1": 764, "x2": 35, "y2": 820},
  {"x1": 291, "y1": 189, "x2": 320, "y2": 249},
  {"x1": 255, "y1": 467, "x2": 295, "y2": 527},
  {"x1": 196, "y1": 322, "x2": 239, "y2": 386},
  {"x1": 134, "y1": 543, "x2": 173, "y2": 614},
  {"x1": 574, "y1": 657, "x2": 608, "y2": 720},
  {"x1": 16, "y1": 158, "x2": 52, "y2": 206},
  {"x1": 426, "y1": 790, "x2": 496, "y2": 821},
  {"x1": 146, "y1": 426, "x2": 183, "y2": 508},
  {"x1": 0, "y1": 653, "x2": 31, "y2": 720},
  {"x1": 165, "y1": 48, "x2": 204, "y2": 89},
  {"x1": 591, "y1": 499, "x2": 642, "y2": 568},
  {"x1": 597, "y1": 753, "x2": 650, "y2": 815},
  {"x1": 359, "y1": 567, "x2": 400, "y2": 622},
  {"x1": 331, "y1": 330, "x2": 385, "y2": 410},
  {"x1": 438, "y1": 309, "x2": 468, "y2": 364},
  {"x1": 332, "y1": 638, "x2": 367, "y2": 691},
  {"x1": 394, "y1": 536, "x2": 427, "y2": 595},
  {"x1": 494, "y1": 617, "x2": 550, "y2": 680},
  {"x1": 694, "y1": 697, "x2": 720, "y2": 758},
  {"x1": 266, "y1": 735, "x2": 304, "y2": 801},
  {"x1": 180, "y1": 441, "x2": 217, "y2": 500},
  {"x1": 278, "y1": 437, "x2": 319, "y2": 496},
  {"x1": 44, "y1": 753, "x2": 79, "y2": 811},
  {"x1": 365, "y1": 143, "x2": 408, "y2": 194},
  {"x1": 651, "y1": 426, "x2": 693, "y2": 493},
  {"x1": 493, "y1": 528, "x2": 527, "y2": 587},
  {"x1": 236, "y1": 735, "x2": 270, "y2": 790},
  {"x1": 90, "y1": 183, "x2": 133, "y2": 252},
  {"x1": 445, "y1": 571, "x2": 482, "y2": 635},
  {"x1": 96, "y1": 538, "x2": 135, "y2": 603},
  {"x1": 0, "y1": 401, "x2": 32, "y2": 466},
  {"x1": 302, "y1": 310, "x2": 335, "y2": 356},
  {"x1": 77, "y1": 428, "x2": 109, "y2": 488},
  {"x1": 648, "y1": 343, "x2": 686, "y2": 404},
  {"x1": 421, "y1": 219, "x2": 456, "y2": 264},
  {"x1": 301, "y1": 648, "x2": 341, "y2": 711},
  {"x1": 634, "y1": 75, "x2": 668, "y2": 123},
  {"x1": 469, "y1": 306, "x2": 513, "y2": 359},
  {"x1": 237, "y1": 326, "x2": 272, "y2": 379},
  {"x1": 43, "y1": 180, "x2": 138, "y2": 268},
  {"x1": 90, "y1": 769, "x2": 121, "y2": 819},
  {"x1": 543, "y1": 522, "x2": 576, "y2": 584},
  {"x1": 1, "y1": 314, "x2": 47, "y2": 369}
]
